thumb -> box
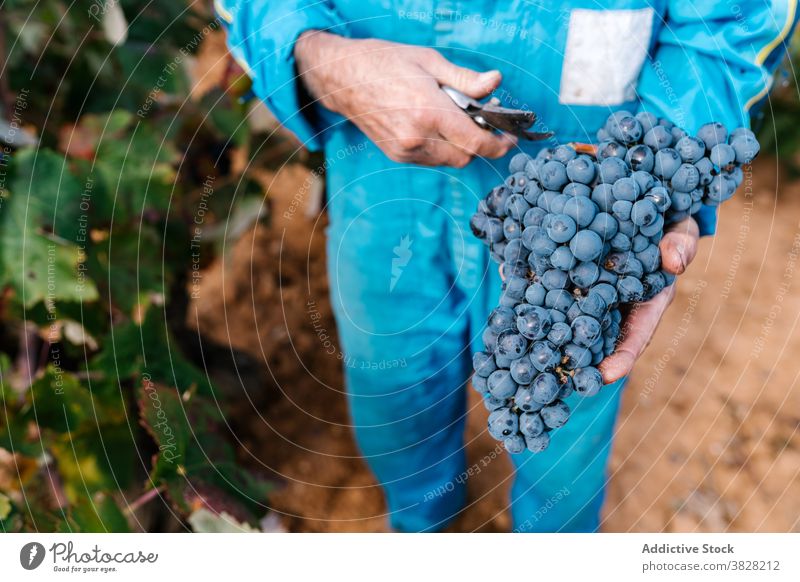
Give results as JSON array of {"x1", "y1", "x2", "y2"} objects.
[
  {"x1": 659, "y1": 216, "x2": 699, "y2": 275},
  {"x1": 423, "y1": 51, "x2": 501, "y2": 98}
]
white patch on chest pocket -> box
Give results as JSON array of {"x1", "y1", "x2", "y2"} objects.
[{"x1": 559, "y1": 8, "x2": 654, "y2": 106}]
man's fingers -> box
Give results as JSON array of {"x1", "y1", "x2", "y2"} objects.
[
  {"x1": 434, "y1": 95, "x2": 517, "y2": 160},
  {"x1": 423, "y1": 51, "x2": 501, "y2": 98},
  {"x1": 598, "y1": 284, "x2": 677, "y2": 383},
  {"x1": 659, "y1": 216, "x2": 699, "y2": 275},
  {"x1": 389, "y1": 134, "x2": 473, "y2": 168}
]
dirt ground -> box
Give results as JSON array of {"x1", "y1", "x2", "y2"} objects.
[{"x1": 187, "y1": 156, "x2": 800, "y2": 532}]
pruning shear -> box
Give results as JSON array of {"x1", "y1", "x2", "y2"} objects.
[{"x1": 442, "y1": 85, "x2": 553, "y2": 141}]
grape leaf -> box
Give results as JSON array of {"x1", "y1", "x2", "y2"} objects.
[
  {"x1": 188, "y1": 508, "x2": 259, "y2": 533},
  {"x1": 0, "y1": 185, "x2": 98, "y2": 308},
  {"x1": 26, "y1": 366, "x2": 94, "y2": 434},
  {"x1": 92, "y1": 309, "x2": 215, "y2": 396},
  {"x1": 64, "y1": 493, "x2": 130, "y2": 533}
]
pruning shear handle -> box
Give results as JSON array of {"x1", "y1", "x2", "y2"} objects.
[{"x1": 442, "y1": 86, "x2": 553, "y2": 141}]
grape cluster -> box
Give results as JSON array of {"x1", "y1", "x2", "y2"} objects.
[{"x1": 470, "y1": 112, "x2": 760, "y2": 455}]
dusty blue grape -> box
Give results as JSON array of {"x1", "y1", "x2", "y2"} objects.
[
  {"x1": 610, "y1": 232, "x2": 632, "y2": 251},
  {"x1": 514, "y1": 386, "x2": 544, "y2": 414},
  {"x1": 547, "y1": 213, "x2": 577, "y2": 243},
  {"x1": 519, "y1": 412, "x2": 545, "y2": 438},
  {"x1": 488, "y1": 369, "x2": 518, "y2": 399},
  {"x1": 524, "y1": 283, "x2": 546, "y2": 306},
  {"x1": 631, "y1": 234, "x2": 649, "y2": 253},
  {"x1": 563, "y1": 182, "x2": 591, "y2": 197},
  {"x1": 730, "y1": 133, "x2": 760, "y2": 164},
  {"x1": 486, "y1": 186, "x2": 512, "y2": 216},
  {"x1": 472, "y1": 372, "x2": 488, "y2": 393},
  {"x1": 504, "y1": 434, "x2": 527, "y2": 454},
  {"x1": 697, "y1": 121, "x2": 727, "y2": 150},
  {"x1": 497, "y1": 330, "x2": 529, "y2": 359},
  {"x1": 488, "y1": 407, "x2": 519, "y2": 439},
  {"x1": 588, "y1": 212, "x2": 619, "y2": 240},
  {"x1": 525, "y1": 432, "x2": 551, "y2": 453},
  {"x1": 707, "y1": 173, "x2": 736, "y2": 203},
  {"x1": 503, "y1": 274, "x2": 528, "y2": 298},
  {"x1": 636, "y1": 111, "x2": 658, "y2": 133},
  {"x1": 599, "y1": 156, "x2": 629, "y2": 184},
  {"x1": 625, "y1": 144, "x2": 654, "y2": 172},
  {"x1": 553, "y1": 145, "x2": 577, "y2": 163},
  {"x1": 523, "y1": 180, "x2": 544, "y2": 205},
  {"x1": 549, "y1": 194, "x2": 569, "y2": 214},
  {"x1": 547, "y1": 321, "x2": 573, "y2": 346},
  {"x1": 645, "y1": 186, "x2": 671, "y2": 211},
  {"x1": 579, "y1": 290, "x2": 607, "y2": 318},
  {"x1": 631, "y1": 199, "x2": 659, "y2": 227},
  {"x1": 503, "y1": 238, "x2": 529, "y2": 263},
  {"x1": 536, "y1": 190, "x2": 559, "y2": 212},
  {"x1": 541, "y1": 268, "x2": 569, "y2": 290},
  {"x1": 523, "y1": 206, "x2": 547, "y2": 228},
  {"x1": 566, "y1": 154, "x2": 596, "y2": 184},
  {"x1": 563, "y1": 343, "x2": 592, "y2": 369},
  {"x1": 570, "y1": 261, "x2": 600, "y2": 288},
  {"x1": 617, "y1": 275, "x2": 645, "y2": 302},
  {"x1": 653, "y1": 148, "x2": 681, "y2": 179},
  {"x1": 473, "y1": 351, "x2": 497, "y2": 377},
  {"x1": 670, "y1": 191, "x2": 691, "y2": 211},
  {"x1": 527, "y1": 228, "x2": 558, "y2": 256},
  {"x1": 540, "y1": 160, "x2": 569, "y2": 190},
  {"x1": 563, "y1": 196, "x2": 598, "y2": 228},
  {"x1": 617, "y1": 219, "x2": 637, "y2": 238},
  {"x1": 505, "y1": 193, "x2": 531, "y2": 222},
  {"x1": 670, "y1": 163, "x2": 700, "y2": 192},
  {"x1": 573, "y1": 367, "x2": 603, "y2": 397},
  {"x1": 675, "y1": 135, "x2": 706, "y2": 163},
  {"x1": 612, "y1": 199, "x2": 633, "y2": 221},
  {"x1": 551, "y1": 246, "x2": 577, "y2": 270},
  {"x1": 608, "y1": 113, "x2": 643, "y2": 144},
  {"x1": 541, "y1": 400, "x2": 571, "y2": 429},
  {"x1": 503, "y1": 217, "x2": 521, "y2": 240},
  {"x1": 509, "y1": 152, "x2": 532, "y2": 174},
  {"x1": 516, "y1": 305, "x2": 552, "y2": 340},
  {"x1": 488, "y1": 306, "x2": 515, "y2": 332},
  {"x1": 593, "y1": 282, "x2": 618, "y2": 306},
  {"x1": 643, "y1": 125, "x2": 672, "y2": 150},
  {"x1": 510, "y1": 357, "x2": 536, "y2": 385},
  {"x1": 571, "y1": 315, "x2": 602, "y2": 348},
  {"x1": 569, "y1": 230, "x2": 603, "y2": 262},
  {"x1": 639, "y1": 214, "x2": 664, "y2": 237},
  {"x1": 710, "y1": 143, "x2": 735, "y2": 167},
  {"x1": 483, "y1": 396, "x2": 507, "y2": 412},
  {"x1": 597, "y1": 140, "x2": 627, "y2": 160},
  {"x1": 530, "y1": 340, "x2": 561, "y2": 372},
  {"x1": 531, "y1": 371, "x2": 560, "y2": 404},
  {"x1": 591, "y1": 183, "x2": 615, "y2": 212},
  {"x1": 643, "y1": 271, "x2": 667, "y2": 297},
  {"x1": 632, "y1": 169, "x2": 655, "y2": 193},
  {"x1": 636, "y1": 244, "x2": 661, "y2": 273}
]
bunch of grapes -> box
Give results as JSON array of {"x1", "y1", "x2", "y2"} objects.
[{"x1": 470, "y1": 111, "x2": 760, "y2": 454}]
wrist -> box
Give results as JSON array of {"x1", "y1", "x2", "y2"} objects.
[{"x1": 295, "y1": 30, "x2": 350, "y2": 111}]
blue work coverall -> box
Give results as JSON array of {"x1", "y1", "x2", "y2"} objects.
[{"x1": 217, "y1": 0, "x2": 797, "y2": 532}]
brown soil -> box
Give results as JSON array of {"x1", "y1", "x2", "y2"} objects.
[{"x1": 188, "y1": 157, "x2": 800, "y2": 532}]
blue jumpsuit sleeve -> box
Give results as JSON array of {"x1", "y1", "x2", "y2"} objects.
[
  {"x1": 215, "y1": 0, "x2": 350, "y2": 151},
  {"x1": 635, "y1": 0, "x2": 798, "y2": 236}
]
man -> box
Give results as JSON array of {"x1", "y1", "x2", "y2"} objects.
[{"x1": 216, "y1": 0, "x2": 797, "y2": 531}]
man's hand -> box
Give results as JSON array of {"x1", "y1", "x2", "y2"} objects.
[
  {"x1": 294, "y1": 31, "x2": 516, "y2": 167},
  {"x1": 599, "y1": 216, "x2": 700, "y2": 384}
]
